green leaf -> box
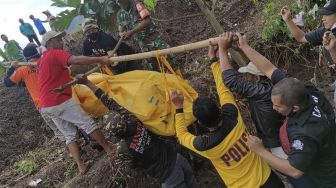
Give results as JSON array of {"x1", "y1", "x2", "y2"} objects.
[
  {"x1": 51, "y1": 0, "x2": 81, "y2": 8},
  {"x1": 53, "y1": 9, "x2": 79, "y2": 31},
  {"x1": 144, "y1": 0, "x2": 157, "y2": 12}
]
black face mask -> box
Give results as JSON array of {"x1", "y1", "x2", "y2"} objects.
[{"x1": 88, "y1": 32, "x2": 99, "y2": 41}]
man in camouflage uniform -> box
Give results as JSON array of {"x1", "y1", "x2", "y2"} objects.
[{"x1": 116, "y1": 0, "x2": 178, "y2": 71}]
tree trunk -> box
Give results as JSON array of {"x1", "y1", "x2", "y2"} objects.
[
  {"x1": 195, "y1": 0, "x2": 247, "y2": 67},
  {"x1": 195, "y1": 0, "x2": 223, "y2": 34}
]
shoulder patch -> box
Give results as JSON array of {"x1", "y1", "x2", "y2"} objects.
[{"x1": 292, "y1": 140, "x2": 304, "y2": 151}]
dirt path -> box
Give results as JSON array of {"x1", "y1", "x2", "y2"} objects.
[{"x1": 0, "y1": 84, "x2": 51, "y2": 172}]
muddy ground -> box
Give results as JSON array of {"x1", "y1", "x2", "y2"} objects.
[{"x1": 0, "y1": 0, "x2": 334, "y2": 187}]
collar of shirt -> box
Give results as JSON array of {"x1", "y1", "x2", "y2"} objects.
[
  {"x1": 288, "y1": 97, "x2": 316, "y2": 127},
  {"x1": 87, "y1": 31, "x2": 103, "y2": 43}
]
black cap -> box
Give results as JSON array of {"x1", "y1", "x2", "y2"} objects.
[
  {"x1": 23, "y1": 43, "x2": 40, "y2": 62},
  {"x1": 318, "y1": 0, "x2": 336, "y2": 15}
]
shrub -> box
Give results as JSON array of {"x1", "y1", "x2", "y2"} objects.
[{"x1": 14, "y1": 159, "x2": 38, "y2": 174}]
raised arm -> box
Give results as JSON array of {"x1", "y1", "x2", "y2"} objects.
[
  {"x1": 171, "y1": 90, "x2": 204, "y2": 154},
  {"x1": 218, "y1": 32, "x2": 234, "y2": 72},
  {"x1": 211, "y1": 59, "x2": 237, "y2": 107},
  {"x1": 236, "y1": 33, "x2": 277, "y2": 79},
  {"x1": 281, "y1": 6, "x2": 307, "y2": 43},
  {"x1": 323, "y1": 31, "x2": 336, "y2": 65}
]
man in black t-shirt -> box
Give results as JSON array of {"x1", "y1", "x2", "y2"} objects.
[
  {"x1": 281, "y1": 1, "x2": 336, "y2": 106},
  {"x1": 231, "y1": 32, "x2": 336, "y2": 188},
  {"x1": 75, "y1": 74, "x2": 198, "y2": 188},
  {"x1": 281, "y1": 1, "x2": 336, "y2": 67},
  {"x1": 82, "y1": 19, "x2": 143, "y2": 74}
]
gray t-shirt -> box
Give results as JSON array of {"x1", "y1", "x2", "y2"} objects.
[{"x1": 305, "y1": 27, "x2": 335, "y2": 65}]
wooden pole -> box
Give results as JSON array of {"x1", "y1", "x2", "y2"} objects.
[
  {"x1": 1, "y1": 62, "x2": 37, "y2": 68},
  {"x1": 195, "y1": 0, "x2": 223, "y2": 34},
  {"x1": 194, "y1": 0, "x2": 247, "y2": 67},
  {"x1": 108, "y1": 37, "x2": 221, "y2": 62},
  {"x1": 52, "y1": 38, "x2": 124, "y2": 93},
  {"x1": 52, "y1": 65, "x2": 101, "y2": 93}
]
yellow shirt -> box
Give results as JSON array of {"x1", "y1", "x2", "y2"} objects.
[{"x1": 175, "y1": 62, "x2": 271, "y2": 187}]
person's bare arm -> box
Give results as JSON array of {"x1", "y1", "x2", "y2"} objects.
[
  {"x1": 323, "y1": 31, "x2": 336, "y2": 68},
  {"x1": 281, "y1": 6, "x2": 307, "y2": 43},
  {"x1": 248, "y1": 135, "x2": 304, "y2": 178},
  {"x1": 75, "y1": 74, "x2": 98, "y2": 92},
  {"x1": 120, "y1": 18, "x2": 151, "y2": 40},
  {"x1": 236, "y1": 33, "x2": 277, "y2": 79},
  {"x1": 68, "y1": 55, "x2": 113, "y2": 66},
  {"x1": 218, "y1": 32, "x2": 234, "y2": 72}
]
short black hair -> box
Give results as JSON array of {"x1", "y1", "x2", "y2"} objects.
[
  {"x1": 0, "y1": 34, "x2": 5, "y2": 38},
  {"x1": 271, "y1": 77, "x2": 309, "y2": 108},
  {"x1": 192, "y1": 97, "x2": 220, "y2": 127},
  {"x1": 23, "y1": 43, "x2": 40, "y2": 61}
]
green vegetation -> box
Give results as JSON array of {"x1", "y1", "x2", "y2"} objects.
[
  {"x1": 51, "y1": 0, "x2": 81, "y2": 32},
  {"x1": 14, "y1": 160, "x2": 38, "y2": 174},
  {"x1": 144, "y1": 0, "x2": 157, "y2": 12},
  {"x1": 260, "y1": 0, "x2": 322, "y2": 40},
  {"x1": 52, "y1": 0, "x2": 158, "y2": 33},
  {"x1": 261, "y1": 2, "x2": 291, "y2": 39}
]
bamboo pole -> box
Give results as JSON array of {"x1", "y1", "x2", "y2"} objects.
[
  {"x1": 52, "y1": 65, "x2": 101, "y2": 93},
  {"x1": 1, "y1": 62, "x2": 37, "y2": 68},
  {"x1": 108, "y1": 37, "x2": 221, "y2": 62},
  {"x1": 52, "y1": 38, "x2": 124, "y2": 93}
]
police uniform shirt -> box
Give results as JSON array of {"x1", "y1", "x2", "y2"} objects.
[
  {"x1": 175, "y1": 62, "x2": 271, "y2": 187},
  {"x1": 272, "y1": 70, "x2": 336, "y2": 187}
]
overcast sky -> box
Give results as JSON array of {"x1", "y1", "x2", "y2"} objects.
[{"x1": 0, "y1": 0, "x2": 68, "y2": 49}]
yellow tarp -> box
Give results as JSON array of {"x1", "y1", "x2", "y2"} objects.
[{"x1": 72, "y1": 70, "x2": 198, "y2": 136}]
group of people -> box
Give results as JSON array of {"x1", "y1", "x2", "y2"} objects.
[
  {"x1": 18, "y1": 11, "x2": 55, "y2": 46},
  {"x1": 0, "y1": 10, "x2": 55, "y2": 62},
  {"x1": 3, "y1": 0, "x2": 336, "y2": 187}
]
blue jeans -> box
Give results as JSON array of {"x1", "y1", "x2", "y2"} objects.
[
  {"x1": 161, "y1": 154, "x2": 199, "y2": 188},
  {"x1": 288, "y1": 175, "x2": 317, "y2": 188}
]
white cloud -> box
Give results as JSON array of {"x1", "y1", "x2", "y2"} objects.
[{"x1": 0, "y1": 0, "x2": 69, "y2": 52}]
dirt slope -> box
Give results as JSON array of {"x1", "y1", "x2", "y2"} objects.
[{"x1": 0, "y1": 0, "x2": 332, "y2": 187}]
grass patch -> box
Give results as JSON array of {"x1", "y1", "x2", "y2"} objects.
[{"x1": 14, "y1": 159, "x2": 38, "y2": 175}]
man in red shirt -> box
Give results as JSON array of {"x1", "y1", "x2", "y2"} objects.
[
  {"x1": 4, "y1": 43, "x2": 64, "y2": 141},
  {"x1": 39, "y1": 31, "x2": 116, "y2": 174}
]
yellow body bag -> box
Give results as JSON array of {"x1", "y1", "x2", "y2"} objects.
[{"x1": 72, "y1": 70, "x2": 198, "y2": 136}]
